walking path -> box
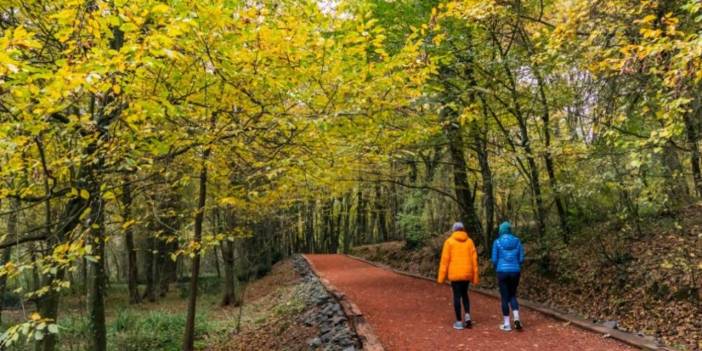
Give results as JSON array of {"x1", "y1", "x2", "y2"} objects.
[{"x1": 305, "y1": 254, "x2": 638, "y2": 351}]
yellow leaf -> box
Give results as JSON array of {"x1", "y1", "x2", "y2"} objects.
[
  {"x1": 31, "y1": 312, "x2": 41, "y2": 321},
  {"x1": 152, "y1": 4, "x2": 170, "y2": 14},
  {"x1": 80, "y1": 189, "x2": 90, "y2": 200}
]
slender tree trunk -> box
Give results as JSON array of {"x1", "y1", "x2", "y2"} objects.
[
  {"x1": 154, "y1": 238, "x2": 164, "y2": 298},
  {"x1": 0, "y1": 198, "x2": 18, "y2": 324},
  {"x1": 662, "y1": 141, "x2": 690, "y2": 207},
  {"x1": 122, "y1": 181, "x2": 140, "y2": 304},
  {"x1": 322, "y1": 200, "x2": 333, "y2": 252},
  {"x1": 534, "y1": 70, "x2": 570, "y2": 241},
  {"x1": 221, "y1": 239, "x2": 240, "y2": 306},
  {"x1": 494, "y1": 43, "x2": 547, "y2": 239},
  {"x1": 305, "y1": 200, "x2": 315, "y2": 253},
  {"x1": 182, "y1": 145, "x2": 210, "y2": 351},
  {"x1": 342, "y1": 194, "x2": 351, "y2": 254},
  {"x1": 87, "y1": 193, "x2": 107, "y2": 351},
  {"x1": 374, "y1": 185, "x2": 388, "y2": 242},
  {"x1": 34, "y1": 136, "x2": 73, "y2": 351},
  {"x1": 85, "y1": 26, "x2": 124, "y2": 351},
  {"x1": 475, "y1": 128, "x2": 495, "y2": 250},
  {"x1": 356, "y1": 189, "x2": 367, "y2": 245},
  {"x1": 522, "y1": 130, "x2": 547, "y2": 239},
  {"x1": 264, "y1": 223, "x2": 273, "y2": 271},
  {"x1": 684, "y1": 112, "x2": 702, "y2": 197},
  {"x1": 143, "y1": 236, "x2": 156, "y2": 302},
  {"x1": 332, "y1": 198, "x2": 342, "y2": 253}
]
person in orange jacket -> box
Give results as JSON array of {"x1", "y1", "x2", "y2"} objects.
[{"x1": 437, "y1": 222, "x2": 479, "y2": 330}]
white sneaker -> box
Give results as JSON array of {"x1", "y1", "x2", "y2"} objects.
[
  {"x1": 499, "y1": 324, "x2": 512, "y2": 332},
  {"x1": 464, "y1": 314, "x2": 472, "y2": 328}
]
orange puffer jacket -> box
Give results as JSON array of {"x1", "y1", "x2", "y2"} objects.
[{"x1": 437, "y1": 231, "x2": 479, "y2": 285}]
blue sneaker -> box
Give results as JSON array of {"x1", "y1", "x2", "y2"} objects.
[{"x1": 453, "y1": 321, "x2": 464, "y2": 330}]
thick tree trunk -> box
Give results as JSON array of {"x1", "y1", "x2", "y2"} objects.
[
  {"x1": 182, "y1": 146, "x2": 210, "y2": 351},
  {"x1": 443, "y1": 107, "x2": 483, "y2": 245},
  {"x1": 122, "y1": 181, "x2": 140, "y2": 304}
]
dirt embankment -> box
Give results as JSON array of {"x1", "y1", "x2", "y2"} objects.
[{"x1": 353, "y1": 205, "x2": 702, "y2": 351}]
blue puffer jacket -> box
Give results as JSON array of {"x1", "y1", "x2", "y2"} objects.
[{"x1": 491, "y1": 222, "x2": 525, "y2": 273}]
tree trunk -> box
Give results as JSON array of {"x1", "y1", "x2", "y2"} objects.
[
  {"x1": 374, "y1": 185, "x2": 388, "y2": 242},
  {"x1": 342, "y1": 194, "x2": 351, "y2": 254},
  {"x1": 221, "y1": 239, "x2": 240, "y2": 306},
  {"x1": 662, "y1": 141, "x2": 690, "y2": 207},
  {"x1": 304, "y1": 200, "x2": 315, "y2": 253},
  {"x1": 332, "y1": 198, "x2": 342, "y2": 253},
  {"x1": 87, "y1": 194, "x2": 107, "y2": 351},
  {"x1": 0, "y1": 198, "x2": 18, "y2": 324},
  {"x1": 143, "y1": 236, "x2": 156, "y2": 302},
  {"x1": 154, "y1": 238, "x2": 164, "y2": 298},
  {"x1": 443, "y1": 106, "x2": 483, "y2": 245},
  {"x1": 182, "y1": 145, "x2": 210, "y2": 351},
  {"x1": 37, "y1": 158, "x2": 92, "y2": 351},
  {"x1": 534, "y1": 69, "x2": 570, "y2": 241},
  {"x1": 356, "y1": 189, "x2": 367, "y2": 245},
  {"x1": 323, "y1": 200, "x2": 333, "y2": 252},
  {"x1": 475, "y1": 127, "x2": 495, "y2": 250},
  {"x1": 684, "y1": 112, "x2": 701, "y2": 197},
  {"x1": 122, "y1": 181, "x2": 140, "y2": 304}
]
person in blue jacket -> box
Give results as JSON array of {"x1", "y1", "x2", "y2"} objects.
[{"x1": 491, "y1": 221, "x2": 525, "y2": 331}]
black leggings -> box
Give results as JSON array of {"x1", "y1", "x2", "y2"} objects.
[
  {"x1": 451, "y1": 281, "x2": 471, "y2": 321},
  {"x1": 497, "y1": 272, "x2": 520, "y2": 316}
]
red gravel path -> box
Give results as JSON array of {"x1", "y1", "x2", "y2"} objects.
[{"x1": 306, "y1": 254, "x2": 637, "y2": 351}]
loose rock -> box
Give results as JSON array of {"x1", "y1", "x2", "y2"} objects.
[{"x1": 293, "y1": 256, "x2": 362, "y2": 351}]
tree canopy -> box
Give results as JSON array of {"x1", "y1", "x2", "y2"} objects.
[{"x1": 0, "y1": 0, "x2": 700, "y2": 350}]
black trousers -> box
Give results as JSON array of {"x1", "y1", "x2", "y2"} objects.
[{"x1": 451, "y1": 281, "x2": 471, "y2": 321}]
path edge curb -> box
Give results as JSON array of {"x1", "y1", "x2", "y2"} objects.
[
  {"x1": 346, "y1": 254, "x2": 673, "y2": 351},
  {"x1": 302, "y1": 254, "x2": 385, "y2": 351}
]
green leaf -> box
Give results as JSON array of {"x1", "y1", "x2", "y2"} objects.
[{"x1": 47, "y1": 324, "x2": 59, "y2": 334}]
